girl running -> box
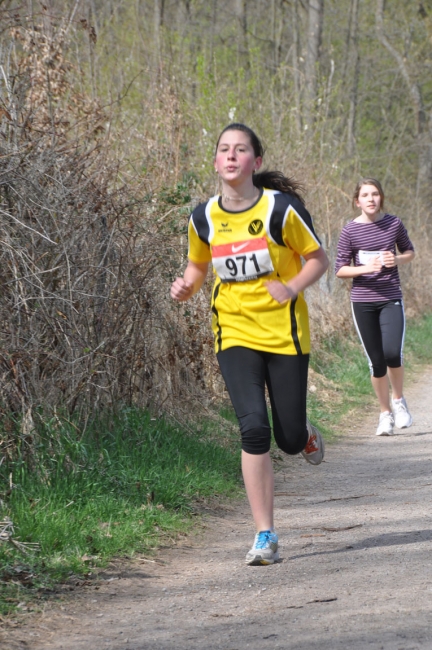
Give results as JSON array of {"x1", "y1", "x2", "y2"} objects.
[
  {"x1": 335, "y1": 178, "x2": 415, "y2": 436},
  {"x1": 170, "y1": 123, "x2": 329, "y2": 565}
]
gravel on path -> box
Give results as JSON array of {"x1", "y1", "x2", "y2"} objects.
[{"x1": 2, "y1": 368, "x2": 432, "y2": 650}]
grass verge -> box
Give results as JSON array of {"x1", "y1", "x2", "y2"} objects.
[
  {"x1": 0, "y1": 410, "x2": 242, "y2": 615},
  {"x1": 1, "y1": 312, "x2": 431, "y2": 616}
]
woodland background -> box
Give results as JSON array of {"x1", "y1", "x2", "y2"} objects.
[{"x1": 1, "y1": 0, "x2": 432, "y2": 446}]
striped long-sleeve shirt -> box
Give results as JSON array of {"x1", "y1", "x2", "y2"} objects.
[{"x1": 334, "y1": 213, "x2": 414, "y2": 302}]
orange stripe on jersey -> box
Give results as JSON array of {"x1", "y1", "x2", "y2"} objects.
[{"x1": 212, "y1": 237, "x2": 268, "y2": 257}]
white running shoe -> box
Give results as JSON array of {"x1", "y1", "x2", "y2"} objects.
[
  {"x1": 245, "y1": 530, "x2": 279, "y2": 566},
  {"x1": 392, "y1": 397, "x2": 413, "y2": 429},
  {"x1": 376, "y1": 411, "x2": 394, "y2": 436}
]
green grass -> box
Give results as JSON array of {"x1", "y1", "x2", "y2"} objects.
[
  {"x1": 0, "y1": 410, "x2": 242, "y2": 614},
  {"x1": 1, "y1": 312, "x2": 431, "y2": 615},
  {"x1": 404, "y1": 312, "x2": 432, "y2": 364},
  {"x1": 307, "y1": 336, "x2": 375, "y2": 437}
]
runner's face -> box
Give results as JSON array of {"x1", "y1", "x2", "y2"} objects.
[
  {"x1": 214, "y1": 130, "x2": 262, "y2": 185},
  {"x1": 356, "y1": 184, "x2": 382, "y2": 217}
]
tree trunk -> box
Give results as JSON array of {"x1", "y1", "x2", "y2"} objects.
[
  {"x1": 376, "y1": 0, "x2": 432, "y2": 204},
  {"x1": 304, "y1": 0, "x2": 324, "y2": 129},
  {"x1": 346, "y1": 0, "x2": 360, "y2": 157},
  {"x1": 153, "y1": 0, "x2": 165, "y2": 78},
  {"x1": 235, "y1": 0, "x2": 250, "y2": 74},
  {"x1": 291, "y1": 0, "x2": 303, "y2": 134}
]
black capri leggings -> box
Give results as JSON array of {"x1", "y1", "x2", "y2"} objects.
[
  {"x1": 217, "y1": 346, "x2": 309, "y2": 456},
  {"x1": 351, "y1": 300, "x2": 406, "y2": 378}
]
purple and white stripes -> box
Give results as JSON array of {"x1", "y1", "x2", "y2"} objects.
[{"x1": 335, "y1": 214, "x2": 414, "y2": 302}]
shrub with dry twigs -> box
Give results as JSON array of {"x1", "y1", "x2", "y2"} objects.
[{"x1": 0, "y1": 10, "x2": 216, "y2": 458}]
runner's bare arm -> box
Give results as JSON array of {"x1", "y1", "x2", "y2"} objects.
[
  {"x1": 336, "y1": 256, "x2": 382, "y2": 278},
  {"x1": 170, "y1": 261, "x2": 209, "y2": 302},
  {"x1": 381, "y1": 249, "x2": 415, "y2": 268},
  {"x1": 266, "y1": 247, "x2": 329, "y2": 304}
]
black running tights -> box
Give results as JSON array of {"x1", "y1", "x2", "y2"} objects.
[
  {"x1": 351, "y1": 300, "x2": 405, "y2": 378},
  {"x1": 216, "y1": 346, "x2": 309, "y2": 456}
]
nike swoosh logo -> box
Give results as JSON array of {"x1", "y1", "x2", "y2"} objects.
[{"x1": 232, "y1": 242, "x2": 249, "y2": 253}]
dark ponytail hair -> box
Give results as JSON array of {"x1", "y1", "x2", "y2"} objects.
[
  {"x1": 253, "y1": 170, "x2": 305, "y2": 204},
  {"x1": 216, "y1": 123, "x2": 305, "y2": 204}
]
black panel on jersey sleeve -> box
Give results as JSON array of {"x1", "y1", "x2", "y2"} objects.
[
  {"x1": 190, "y1": 201, "x2": 210, "y2": 245},
  {"x1": 269, "y1": 193, "x2": 321, "y2": 246}
]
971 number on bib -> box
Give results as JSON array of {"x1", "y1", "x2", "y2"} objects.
[{"x1": 211, "y1": 237, "x2": 274, "y2": 282}]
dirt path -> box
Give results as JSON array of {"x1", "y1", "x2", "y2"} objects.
[{"x1": 3, "y1": 367, "x2": 432, "y2": 650}]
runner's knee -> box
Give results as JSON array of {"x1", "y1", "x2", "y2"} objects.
[
  {"x1": 372, "y1": 363, "x2": 387, "y2": 378},
  {"x1": 383, "y1": 347, "x2": 402, "y2": 368},
  {"x1": 370, "y1": 354, "x2": 387, "y2": 377},
  {"x1": 241, "y1": 427, "x2": 271, "y2": 455},
  {"x1": 274, "y1": 423, "x2": 308, "y2": 455}
]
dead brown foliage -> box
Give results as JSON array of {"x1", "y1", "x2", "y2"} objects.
[
  {"x1": 0, "y1": 12, "x2": 214, "y2": 445},
  {"x1": 0, "y1": 5, "x2": 431, "y2": 455}
]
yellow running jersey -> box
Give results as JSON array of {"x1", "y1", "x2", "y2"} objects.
[{"x1": 188, "y1": 189, "x2": 321, "y2": 355}]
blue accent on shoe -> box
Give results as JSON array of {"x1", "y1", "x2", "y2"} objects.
[
  {"x1": 255, "y1": 530, "x2": 278, "y2": 549},
  {"x1": 246, "y1": 529, "x2": 279, "y2": 565}
]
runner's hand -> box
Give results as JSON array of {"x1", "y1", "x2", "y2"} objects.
[
  {"x1": 265, "y1": 280, "x2": 297, "y2": 304},
  {"x1": 366, "y1": 255, "x2": 383, "y2": 273},
  {"x1": 170, "y1": 278, "x2": 194, "y2": 301},
  {"x1": 380, "y1": 251, "x2": 396, "y2": 267}
]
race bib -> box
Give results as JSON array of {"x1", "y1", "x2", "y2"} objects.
[
  {"x1": 211, "y1": 237, "x2": 274, "y2": 282},
  {"x1": 358, "y1": 250, "x2": 384, "y2": 265}
]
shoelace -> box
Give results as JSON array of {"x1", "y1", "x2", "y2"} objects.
[
  {"x1": 255, "y1": 531, "x2": 273, "y2": 549},
  {"x1": 393, "y1": 401, "x2": 407, "y2": 414}
]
